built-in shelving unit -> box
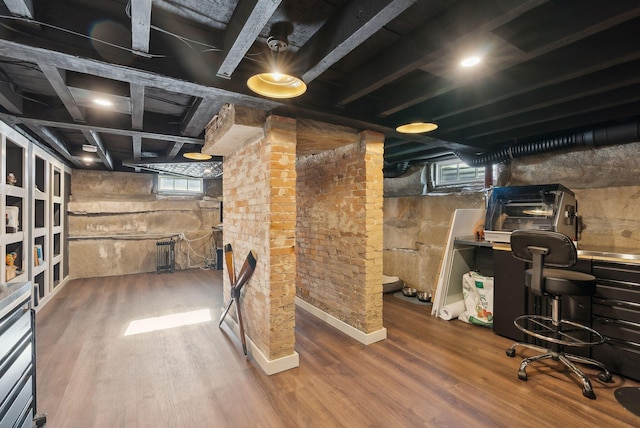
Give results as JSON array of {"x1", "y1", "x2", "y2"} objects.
[{"x1": 1, "y1": 121, "x2": 70, "y2": 309}]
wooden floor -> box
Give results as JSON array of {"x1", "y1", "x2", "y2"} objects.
[{"x1": 35, "y1": 269, "x2": 640, "y2": 427}]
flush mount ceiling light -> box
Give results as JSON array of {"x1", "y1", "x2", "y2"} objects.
[
  {"x1": 82, "y1": 144, "x2": 98, "y2": 152},
  {"x1": 247, "y1": 24, "x2": 307, "y2": 99},
  {"x1": 183, "y1": 152, "x2": 212, "y2": 160},
  {"x1": 460, "y1": 55, "x2": 482, "y2": 67},
  {"x1": 93, "y1": 97, "x2": 114, "y2": 107},
  {"x1": 396, "y1": 122, "x2": 438, "y2": 134}
]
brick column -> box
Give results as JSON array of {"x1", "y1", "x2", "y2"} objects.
[
  {"x1": 222, "y1": 115, "x2": 298, "y2": 374},
  {"x1": 296, "y1": 130, "x2": 385, "y2": 342}
]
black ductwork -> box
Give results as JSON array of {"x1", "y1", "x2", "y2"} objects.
[
  {"x1": 455, "y1": 120, "x2": 640, "y2": 167},
  {"x1": 383, "y1": 161, "x2": 410, "y2": 178}
]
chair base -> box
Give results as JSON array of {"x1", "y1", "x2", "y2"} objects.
[{"x1": 506, "y1": 342, "x2": 613, "y2": 399}]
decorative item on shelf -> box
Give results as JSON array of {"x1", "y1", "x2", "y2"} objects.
[
  {"x1": 6, "y1": 206, "x2": 19, "y2": 233},
  {"x1": 5, "y1": 265, "x2": 16, "y2": 281},
  {"x1": 6, "y1": 252, "x2": 16, "y2": 266},
  {"x1": 6, "y1": 172, "x2": 17, "y2": 185}
]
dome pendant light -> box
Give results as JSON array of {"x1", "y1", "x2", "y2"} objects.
[
  {"x1": 247, "y1": 29, "x2": 306, "y2": 99},
  {"x1": 396, "y1": 122, "x2": 438, "y2": 134}
]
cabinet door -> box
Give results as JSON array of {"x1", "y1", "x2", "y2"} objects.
[{"x1": 492, "y1": 250, "x2": 526, "y2": 341}]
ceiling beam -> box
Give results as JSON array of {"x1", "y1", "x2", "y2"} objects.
[
  {"x1": 0, "y1": 81, "x2": 22, "y2": 114},
  {"x1": 38, "y1": 64, "x2": 85, "y2": 122},
  {"x1": 131, "y1": 0, "x2": 152, "y2": 56},
  {"x1": 336, "y1": 0, "x2": 547, "y2": 106},
  {"x1": 298, "y1": 0, "x2": 417, "y2": 83},
  {"x1": 377, "y1": 4, "x2": 640, "y2": 117},
  {"x1": 0, "y1": 112, "x2": 204, "y2": 145},
  {"x1": 166, "y1": 142, "x2": 184, "y2": 160},
  {"x1": 132, "y1": 134, "x2": 142, "y2": 172},
  {"x1": 130, "y1": 83, "x2": 145, "y2": 130},
  {"x1": 2, "y1": 0, "x2": 33, "y2": 18},
  {"x1": 24, "y1": 124, "x2": 80, "y2": 166},
  {"x1": 82, "y1": 129, "x2": 114, "y2": 170},
  {"x1": 182, "y1": 97, "x2": 224, "y2": 137},
  {"x1": 216, "y1": 0, "x2": 282, "y2": 79},
  {"x1": 132, "y1": 135, "x2": 142, "y2": 160},
  {"x1": 0, "y1": 39, "x2": 280, "y2": 110}
]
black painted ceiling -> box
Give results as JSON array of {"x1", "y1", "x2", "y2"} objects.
[{"x1": 0, "y1": 0, "x2": 638, "y2": 175}]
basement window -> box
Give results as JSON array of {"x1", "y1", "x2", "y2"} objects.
[
  {"x1": 432, "y1": 159, "x2": 486, "y2": 189},
  {"x1": 158, "y1": 175, "x2": 203, "y2": 194}
]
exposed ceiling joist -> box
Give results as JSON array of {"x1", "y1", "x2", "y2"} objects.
[
  {"x1": 166, "y1": 142, "x2": 184, "y2": 160},
  {"x1": 182, "y1": 97, "x2": 224, "y2": 137},
  {"x1": 2, "y1": 0, "x2": 33, "y2": 18},
  {"x1": 216, "y1": 0, "x2": 282, "y2": 79},
  {"x1": 0, "y1": 112, "x2": 204, "y2": 144},
  {"x1": 38, "y1": 63, "x2": 85, "y2": 122},
  {"x1": 132, "y1": 134, "x2": 141, "y2": 171},
  {"x1": 378, "y1": 4, "x2": 640, "y2": 117},
  {"x1": 0, "y1": 81, "x2": 22, "y2": 114},
  {"x1": 298, "y1": 0, "x2": 417, "y2": 83},
  {"x1": 132, "y1": 134, "x2": 141, "y2": 160},
  {"x1": 336, "y1": 0, "x2": 547, "y2": 106},
  {"x1": 25, "y1": 124, "x2": 80, "y2": 166},
  {"x1": 130, "y1": 0, "x2": 152, "y2": 56},
  {"x1": 0, "y1": 40, "x2": 279, "y2": 110},
  {"x1": 82, "y1": 129, "x2": 113, "y2": 170},
  {"x1": 130, "y1": 83, "x2": 145, "y2": 130}
]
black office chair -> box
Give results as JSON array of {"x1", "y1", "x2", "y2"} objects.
[{"x1": 506, "y1": 229, "x2": 612, "y2": 399}]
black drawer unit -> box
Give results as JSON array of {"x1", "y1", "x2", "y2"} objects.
[
  {"x1": 592, "y1": 261, "x2": 640, "y2": 381},
  {"x1": 0, "y1": 282, "x2": 40, "y2": 428}
]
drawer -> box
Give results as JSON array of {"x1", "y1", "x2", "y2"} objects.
[
  {"x1": 592, "y1": 301, "x2": 640, "y2": 324},
  {"x1": 593, "y1": 340, "x2": 640, "y2": 381},
  {"x1": 0, "y1": 340, "x2": 32, "y2": 410},
  {"x1": 592, "y1": 316, "x2": 640, "y2": 343},
  {"x1": 594, "y1": 282, "x2": 640, "y2": 303},
  {"x1": 0, "y1": 311, "x2": 30, "y2": 362},
  {"x1": 0, "y1": 373, "x2": 32, "y2": 428},
  {"x1": 593, "y1": 262, "x2": 640, "y2": 284}
]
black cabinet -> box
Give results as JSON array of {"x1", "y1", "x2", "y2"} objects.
[
  {"x1": 492, "y1": 250, "x2": 527, "y2": 341},
  {"x1": 591, "y1": 261, "x2": 640, "y2": 381},
  {"x1": 0, "y1": 282, "x2": 37, "y2": 428}
]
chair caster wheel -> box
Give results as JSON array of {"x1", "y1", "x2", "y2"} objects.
[
  {"x1": 518, "y1": 369, "x2": 527, "y2": 381},
  {"x1": 506, "y1": 348, "x2": 516, "y2": 357},
  {"x1": 583, "y1": 388, "x2": 596, "y2": 399},
  {"x1": 597, "y1": 371, "x2": 612, "y2": 382}
]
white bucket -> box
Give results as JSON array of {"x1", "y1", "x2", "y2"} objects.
[{"x1": 6, "y1": 206, "x2": 19, "y2": 230}]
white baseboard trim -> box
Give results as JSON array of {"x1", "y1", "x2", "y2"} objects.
[
  {"x1": 295, "y1": 297, "x2": 387, "y2": 345},
  {"x1": 221, "y1": 313, "x2": 299, "y2": 375}
]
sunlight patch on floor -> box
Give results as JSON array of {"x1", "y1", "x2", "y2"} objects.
[{"x1": 124, "y1": 308, "x2": 212, "y2": 336}]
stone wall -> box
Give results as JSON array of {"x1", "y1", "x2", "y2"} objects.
[
  {"x1": 68, "y1": 170, "x2": 221, "y2": 279},
  {"x1": 383, "y1": 192, "x2": 484, "y2": 293},
  {"x1": 222, "y1": 115, "x2": 297, "y2": 361},
  {"x1": 296, "y1": 131, "x2": 385, "y2": 334},
  {"x1": 382, "y1": 141, "x2": 640, "y2": 290}
]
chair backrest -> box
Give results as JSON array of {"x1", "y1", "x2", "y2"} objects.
[{"x1": 511, "y1": 229, "x2": 577, "y2": 268}]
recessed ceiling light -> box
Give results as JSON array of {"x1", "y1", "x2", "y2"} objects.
[
  {"x1": 396, "y1": 122, "x2": 438, "y2": 134},
  {"x1": 82, "y1": 156, "x2": 94, "y2": 163},
  {"x1": 93, "y1": 98, "x2": 113, "y2": 107},
  {"x1": 460, "y1": 56, "x2": 481, "y2": 67},
  {"x1": 183, "y1": 152, "x2": 212, "y2": 160}
]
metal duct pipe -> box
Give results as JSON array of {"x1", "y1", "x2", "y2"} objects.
[{"x1": 455, "y1": 120, "x2": 640, "y2": 167}]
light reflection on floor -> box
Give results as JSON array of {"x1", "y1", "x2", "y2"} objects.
[{"x1": 124, "y1": 308, "x2": 212, "y2": 336}]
